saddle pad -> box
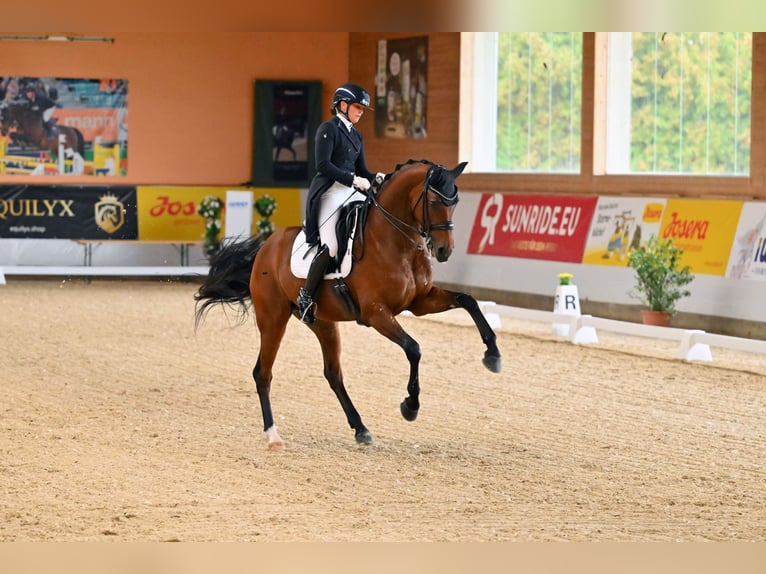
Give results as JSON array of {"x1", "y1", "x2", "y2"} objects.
[{"x1": 290, "y1": 229, "x2": 353, "y2": 280}]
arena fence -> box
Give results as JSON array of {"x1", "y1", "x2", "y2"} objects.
[
  {"x1": 475, "y1": 302, "x2": 766, "y2": 364},
  {"x1": 0, "y1": 265, "x2": 209, "y2": 284}
]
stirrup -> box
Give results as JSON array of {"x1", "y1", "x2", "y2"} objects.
[{"x1": 297, "y1": 288, "x2": 316, "y2": 324}]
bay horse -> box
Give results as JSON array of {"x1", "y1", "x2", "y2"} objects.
[
  {"x1": 0, "y1": 100, "x2": 85, "y2": 158},
  {"x1": 194, "y1": 159, "x2": 502, "y2": 450}
]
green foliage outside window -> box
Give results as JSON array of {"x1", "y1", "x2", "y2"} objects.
[
  {"x1": 496, "y1": 32, "x2": 582, "y2": 173},
  {"x1": 493, "y1": 32, "x2": 752, "y2": 176},
  {"x1": 630, "y1": 32, "x2": 752, "y2": 175}
]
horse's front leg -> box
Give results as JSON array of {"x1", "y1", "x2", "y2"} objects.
[
  {"x1": 365, "y1": 312, "x2": 422, "y2": 421},
  {"x1": 408, "y1": 288, "x2": 502, "y2": 374}
]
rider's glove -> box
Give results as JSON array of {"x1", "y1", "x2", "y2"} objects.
[
  {"x1": 352, "y1": 176, "x2": 371, "y2": 191},
  {"x1": 375, "y1": 172, "x2": 386, "y2": 185}
]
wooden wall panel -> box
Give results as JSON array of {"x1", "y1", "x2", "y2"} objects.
[{"x1": 0, "y1": 32, "x2": 349, "y2": 186}]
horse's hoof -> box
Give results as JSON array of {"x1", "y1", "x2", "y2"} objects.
[
  {"x1": 264, "y1": 425, "x2": 284, "y2": 451},
  {"x1": 355, "y1": 429, "x2": 375, "y2": 445},
  {"x1": 483, "y1": 354, "x2": 502, "y2": 373},
  {"x1": 400, "y1": 399, "x2": 419, "y2": 421}
]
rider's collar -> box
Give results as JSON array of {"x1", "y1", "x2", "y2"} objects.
[{"x1": 336, "y1": 113, "x2": 352, "y2": 132}]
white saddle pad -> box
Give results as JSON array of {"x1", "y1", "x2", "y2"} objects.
[{"x1": 290, "y1": 230, "x2": 354, "y2": 280}]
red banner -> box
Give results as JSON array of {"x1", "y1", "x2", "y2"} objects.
[{"x1": 467, "y1": 193, "x2": 598, "y2": 262}]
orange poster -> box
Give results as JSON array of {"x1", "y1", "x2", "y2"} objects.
[{"x1": 659, "y1": 199, "x2": 743, "y2": 276}]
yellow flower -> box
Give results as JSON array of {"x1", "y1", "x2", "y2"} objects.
[{"x1": 558, "y1": 272, "x2": 573, "y2": 285}]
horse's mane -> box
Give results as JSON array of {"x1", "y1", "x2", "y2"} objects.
[
  {"x1": 386, "y1": 159, "x2": 459, "y2": 206},
  {"x1": 392, "y1": 158, "x2": 435, "y2": 173}
]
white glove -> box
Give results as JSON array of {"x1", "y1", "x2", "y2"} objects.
[
  {"x1": 352, "y1": 175, "x2": 371, "y2": 191},
  {"x1": 375, "y1": 172, "x2": 386, "y2": 185}
]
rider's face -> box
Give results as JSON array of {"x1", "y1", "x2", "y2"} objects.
[{"x1": 345, "y1": 102, "x2": 365, "y2": 124}]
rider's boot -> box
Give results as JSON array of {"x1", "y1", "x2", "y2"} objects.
[
  {"x1": 297, "y1": 245, "x2": 333, "y2": 324},
  {"x1": 42, "y1": 119, "x2": 54, "y2": 139}
]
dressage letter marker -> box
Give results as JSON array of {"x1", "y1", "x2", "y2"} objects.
[{"x1": 552, "y1": 276, "x2": 598, "y2": 344}]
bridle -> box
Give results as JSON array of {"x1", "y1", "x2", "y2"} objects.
[{"x1": 366, "y1": 164, "x2": 458, "y2": 251}]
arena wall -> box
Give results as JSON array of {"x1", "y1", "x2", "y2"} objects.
[{"x1": 2, "y1": 32, "x2": 766, "y2": 337}]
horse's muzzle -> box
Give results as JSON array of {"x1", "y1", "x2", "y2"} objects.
[{"x1": 433, "y1": 244, "x2": 452, "y2": 262}]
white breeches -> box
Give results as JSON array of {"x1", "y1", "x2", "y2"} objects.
[{"x1": 316, "y1": 182, "x2": 366, "y2": 257}]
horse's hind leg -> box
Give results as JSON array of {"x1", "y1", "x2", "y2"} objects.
[
  {"x1": 252, "y1": 306, "x2": 290, "y2": 451},
  {"x1": 309, "y1": 319, "x2": 374, "y2": 445}
]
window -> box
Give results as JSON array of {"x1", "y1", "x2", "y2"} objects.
[
  {"x1": 468, "y1": 32, "x2": 582, "y2": 174},
  {"x1": 606, "y1": 32, "x2": 752, "y2": 176}
]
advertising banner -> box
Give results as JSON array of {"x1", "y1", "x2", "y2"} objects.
[
  {"x1": 136, "y1": 186, "x2": 303, "y2": 241},
  {"x1": 726, "y1": 201, "x2": 766, "y2": 280},
  {"x1": 224, "y1": 190, "x2": 254, "y2": 241},
  {"x1": 467, "y1": 193, "x2": 598, "y2": 262},
  {"x1": 582, "y1": 197, "x2": 667, "y2": 266},
  {"x1": 659, "y1": 199, "x2": 742, "y2": 276},
  {"x1": 0, "y1": 76, "x2": 127, "y2": 176},
  {"x1": 0, "y1": 184, "x2": 137, "y2": 239}
]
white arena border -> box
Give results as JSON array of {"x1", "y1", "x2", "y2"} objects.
[
  {"x1": 0, "y1": 265, "x2": 209, "y2": 284},
  {"x1": 481, "y1": 302, "x2": 766, "y2": 363},
  {"x1": 409, "y1": 302, "x2": 766, "y2": 364}
]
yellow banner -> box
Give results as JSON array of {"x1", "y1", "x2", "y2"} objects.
[
  {"x1": 660, "y1": 199, "x2": 742, "y2": 276},
  {"x1": 136, "y1": 186, "x2": 302, "y2": 241},
  {"x1": 582, "y1": 197, "x2": 667, "y2": 266}
]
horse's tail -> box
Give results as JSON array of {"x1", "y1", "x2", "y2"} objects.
[{"x1": 193, "y1": 235, "x2": 264, "y2": 330}]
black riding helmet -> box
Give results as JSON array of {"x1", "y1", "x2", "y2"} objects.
[{"x1": 331, "y1": 83, "x2": 374, "y2": 114}]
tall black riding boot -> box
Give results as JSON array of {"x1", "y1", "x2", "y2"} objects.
[{"x1": 296, "y1": 245, "x2": 333, "y2": 324}]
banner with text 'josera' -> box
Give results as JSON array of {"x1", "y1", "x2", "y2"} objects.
[
  {"x1": 467, "y1": 193, "x2": 598, "y2": 262},
  {"x1": 0, "y1": 184, "x2": 137, "y2": 239},
  {"x1": 659, "y1": 198, "x2": 742, "y2": 276}
]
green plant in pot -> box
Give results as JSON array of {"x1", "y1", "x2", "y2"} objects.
[{"x1": 627, "y1": 235, "x2": 694, "y2": 326}]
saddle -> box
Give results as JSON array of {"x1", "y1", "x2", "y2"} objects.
[
  {"x1": 289, "y1": 199, "x2": 370, "y2": 323},
  {"x1": 291, "y1": 199, "x2": 369, "y2": 277}
]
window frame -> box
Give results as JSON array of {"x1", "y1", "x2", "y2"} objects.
[{"x1": 459, "y1": 32, "x2": 764, "y2": 200}]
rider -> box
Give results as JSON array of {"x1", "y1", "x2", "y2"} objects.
[
  {"x1": 296, "y1": 82, "x2": 385, "y2": 324},
  {"x1": 23, "y1": 85, "x2": 57, "y2": 138}
]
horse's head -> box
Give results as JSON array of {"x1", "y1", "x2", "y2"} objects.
[
  {"x1": 374, "y1": 159, "x2": 467, "y2": 262},
  {"x1": 414, "y1": 161, "x2": 467, "y2": 262}
]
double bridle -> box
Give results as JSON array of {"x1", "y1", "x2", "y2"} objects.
[{"x1": 366, "y1": 165, "x2": 457, "y2": 251}]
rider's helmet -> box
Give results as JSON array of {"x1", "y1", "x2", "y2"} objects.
[{"x1": 331, "y1": 83, "x2": 374, "y2": 113}]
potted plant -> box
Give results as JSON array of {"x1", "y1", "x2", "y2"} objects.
[
  {"x1": 627, "y1": 235, "x2": 694, "y2": 326},
  {"x1": 197, "y1": 195, "x2": 223, "y2": 258}
]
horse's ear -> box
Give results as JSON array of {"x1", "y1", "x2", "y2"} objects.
[{"x1": 452, "y1": 161, "x2": 468, "y2": 177}]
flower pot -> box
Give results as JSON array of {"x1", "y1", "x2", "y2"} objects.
[{"x1": 641, "y1": 310, "x2": 672, "y2": 327}]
